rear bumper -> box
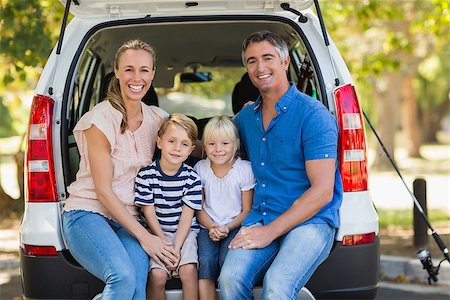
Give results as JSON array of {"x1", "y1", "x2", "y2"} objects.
[
  {"x1": 20, "y1": 237, "x2": 379, "y2": 299},
  {"x1": 20, "y1": 249, "x2": 104, "y2": 299},
  {"x1": 306, "y1": 237, "x2": 380, "y2": 299}
]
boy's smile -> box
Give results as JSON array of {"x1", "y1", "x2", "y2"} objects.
[{"x1": 157, "y1": 124, "x2": 195, "y2": 175}]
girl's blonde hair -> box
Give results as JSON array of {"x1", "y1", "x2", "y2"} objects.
[
  {"x1": 107, "y1": 39, "x2": 156, "y2": 133},
  {"x1": 202, "y1": 116, "x2": 240, "y2": 161},
  {"x1": 158, "y1": 113, "x2": 198, "y2": 144}
]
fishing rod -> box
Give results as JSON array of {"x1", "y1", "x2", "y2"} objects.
[{"x1": 362, "y1": 110, "x2": 449, "y2": 284}]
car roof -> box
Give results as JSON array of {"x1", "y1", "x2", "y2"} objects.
[{"x1": 64, "y1": 0, "x2": 314, "y2": 17}]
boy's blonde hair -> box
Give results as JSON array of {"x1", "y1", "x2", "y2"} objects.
[
  {"x1": 158, "y1": 113, "x2": 198, "y2": 144},
  {"x1": 202, "y1": 116, "x2": 240, "y2": 160}
]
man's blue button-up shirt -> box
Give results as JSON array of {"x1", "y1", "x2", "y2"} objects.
[{"x1": 234, "y1": 84, "x2": 343, "y2": 229}]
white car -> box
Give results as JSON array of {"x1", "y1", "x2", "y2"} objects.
[{"x1": 20, "y1": 1, "x2": 379, "y2": 299}]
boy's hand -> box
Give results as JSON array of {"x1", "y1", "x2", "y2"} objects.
[
  {"x1": 164, "y1": 244, "x2": 179, "y2": 270},
  {"x1": 166, "y1": 245, "x2": 181, "y2": 271}
]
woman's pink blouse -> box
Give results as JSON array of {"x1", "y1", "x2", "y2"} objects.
[{"x1": 64, "y1": 100, "x2": 168, "y2": 219}]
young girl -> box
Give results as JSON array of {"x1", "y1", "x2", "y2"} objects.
[
  {"x1": 194, "y1": 116, "x2": 255, "y2": 300},
  {"x1": 134, "y1": 113, "x2": 202, "y2": 300}
]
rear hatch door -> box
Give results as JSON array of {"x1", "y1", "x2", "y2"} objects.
[{"x1": 62, "y1": 0, "x2": 314, "y2": 17}]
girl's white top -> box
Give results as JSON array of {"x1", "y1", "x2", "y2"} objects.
[{"x1": 194, "y1": 157, "x2": 255, "y2": 226}]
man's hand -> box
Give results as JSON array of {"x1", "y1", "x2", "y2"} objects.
[{"x1": 229, "y1": 226, "x2": 275, "y2": 250}]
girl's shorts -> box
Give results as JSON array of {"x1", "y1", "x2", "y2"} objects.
[{"x1": 197, "y1": 227, "x2": 238, "y2": 279}]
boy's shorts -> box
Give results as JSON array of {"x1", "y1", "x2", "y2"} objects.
[{"x1": 149, "y1": 230, "x2": 198, "y2": 278}]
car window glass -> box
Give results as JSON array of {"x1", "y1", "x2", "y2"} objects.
[{"x1": 158, "y1": 67, "x2": 246, "y2": 119}]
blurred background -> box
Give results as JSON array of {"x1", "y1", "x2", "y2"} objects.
[{"x1": 0, "y1": 0, "x2": 449, "y2": 259}]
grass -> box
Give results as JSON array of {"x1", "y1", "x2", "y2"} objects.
[{"x1": 378, "y1": 208, "x2": 450, "y2": 230}]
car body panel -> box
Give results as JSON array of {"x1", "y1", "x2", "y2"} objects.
[
  {"x1": 21, "y1": 2, "x2": 379, "y2": 299},
  {"x1": 63, "y1": 0, "x2": 314, "y2": 18}
]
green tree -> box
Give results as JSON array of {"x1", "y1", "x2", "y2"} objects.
[
  {"x1": 321, "y1": 0, "x2": 449, "y2": 168},
  {"x1": 0, "y1": 0, "x2": 64, "y2": 212},
  {"x1": 416, "y1": 45, "x2": 450, "y2": 143},
  {"x1": 0, "y1": 0, "x2": 63, "y2": 86},
  {"x1": 0, "y1": 96, "x2": 17, "y2": 137}
]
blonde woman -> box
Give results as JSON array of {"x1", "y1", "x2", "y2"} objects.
[{"x1": 62, "y1": 39, "x2": 177, "y2": 299}]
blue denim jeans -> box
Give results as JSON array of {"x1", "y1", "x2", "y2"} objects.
[
  {"x1": 218, "y1": 222, "x2": 335, "y2": 300},
  {"x1": 197, "y1": 227, "x2": 239, "y2": 280},
  {"x1": 62, "y1": 210, "x2": 149, "y2": 300}
]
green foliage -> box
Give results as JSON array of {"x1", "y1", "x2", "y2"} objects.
[
  {"x1": 2, "y1": 1, "x2": 47, "y2": 84},
  {"x1": 0, "y1": 0, "x2": 64, "y2": 137},
  {"x1": 320, "y1": 0, "x2": 450, "y2": 141},
  {"x1": 0, "y1": 96, "x2": 17, "y2": 138},
  {"x1": 0, "y1": 0, "x2": 64, "y2": 85},
  {"x1": 378, "y1": 208, "x2": 450, "y2": 230}
]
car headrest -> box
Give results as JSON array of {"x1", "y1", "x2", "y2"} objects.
[
  {"x1": 142, "y1": 85, "x2": 159, "y2": 107},
  {"x1": 231, "y1": 73, "x2": 259, "y2": 115}
]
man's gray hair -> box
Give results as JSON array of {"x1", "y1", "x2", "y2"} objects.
[{"x1": 242, "y1": 30, "x2": 289, "y2": 66}]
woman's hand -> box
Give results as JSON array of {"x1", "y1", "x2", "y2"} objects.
[{"x1": 141, "y1": 234, "x2": 179, "y2": 267}]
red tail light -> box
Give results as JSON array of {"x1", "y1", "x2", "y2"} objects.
[
  {"x1": 26, "y1": 94, "x2": 57, "y2": 202},
  {"x1": 23, "y1": 244, "x2": 58, "y2": 256},
  {"x1": 342, "y1": 232, "x2": 376, "y2": 246},
  {"x1": 334, "y1": 84, "x2": 368, "y2": 192}
]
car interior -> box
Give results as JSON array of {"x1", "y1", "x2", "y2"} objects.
[{"x1": 65, "y1": 19, "x2": 319, "y2": 186}]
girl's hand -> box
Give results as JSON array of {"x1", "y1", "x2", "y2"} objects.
[
  {"x1": 217, "y1": 225, "x2": 230, "y2": 238},
  {"x1": 208, "y1": 226, "x2": 222, "y2": 241}
]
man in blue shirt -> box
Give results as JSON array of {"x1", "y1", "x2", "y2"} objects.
[{"x1": 218, "y1": 30, "x2": 343, "y2": 300}]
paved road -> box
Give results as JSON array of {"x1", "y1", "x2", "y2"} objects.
[
  {"x1": 376, "y1": 283, "x2": 450, "y2": 300},
  {"x1": 0, "y1": 269, "x2": 21, "y2": 300}
]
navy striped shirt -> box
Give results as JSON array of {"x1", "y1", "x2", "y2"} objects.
[{"x1": 134, "y1": 160, "x2": 202, "y2": 233}]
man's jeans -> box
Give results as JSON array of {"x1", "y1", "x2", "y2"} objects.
[
  {"x1": 218, "y1": 222, "x2": 335, "y2": 300},
  {"x1": 62, "y1": 210, "x2": 149, "y2": 300}
]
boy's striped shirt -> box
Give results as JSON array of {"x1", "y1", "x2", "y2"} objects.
[{"x1": 135, "y1": 160, "x2": 202, "y2": 233}]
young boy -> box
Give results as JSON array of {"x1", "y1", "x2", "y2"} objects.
[{"x1": 134, "y1": 113, "x2": 202, "y2": 300}]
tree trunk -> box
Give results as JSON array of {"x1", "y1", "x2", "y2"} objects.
[
  {"x1": 423, "y1": 90, "x2": 450, "y2": 143},
  {"x1": 0, "y1": 154, "x2": 23, "y2": 216},
  {"x1": 0, "y1": 165, "x2": 15, "y2": 213},
  {"x1": 401, "y1": 75, "x2": 422, "y2": 158},
  {"x1": 372, "y1": 73, "x2": 402, "y2": 170}
]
